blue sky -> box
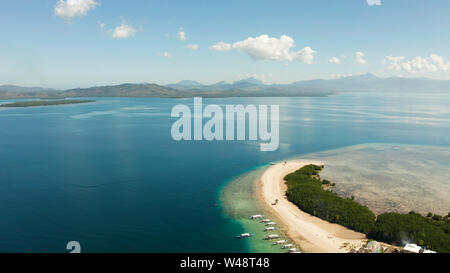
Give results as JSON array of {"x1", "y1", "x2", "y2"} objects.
[{"x1": 1, "y1": 0, "x2": 449, "y2": 89}]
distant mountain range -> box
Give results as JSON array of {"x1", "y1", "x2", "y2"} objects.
[
  {"x1": 290, "y1": 73, "x2": 450, "y2": 93},
  {"x1": 1, "y1": 74, "x2": 449, "y2": 99},
  {"x1": 167, "y1": 74, "x2": 450, "y2": 93},
  {"x1": 0, "y1": 85, "x2": 56, "y2": 93}
]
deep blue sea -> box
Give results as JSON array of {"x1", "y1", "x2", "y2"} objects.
[{"x1": 1, "y1": 93, "x2": 450, "y2": 252}]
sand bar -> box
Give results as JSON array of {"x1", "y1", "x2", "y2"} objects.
[{"x1": 259, "y1": 161, "x2": 367, "y2": 253}]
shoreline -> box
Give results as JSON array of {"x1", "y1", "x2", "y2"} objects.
[
  {"x1": 0, "y1": 99, "x2": 95, "y2": 108},
  {"x1": 257, "y1": 161, "x2": 367, "y2": 253}
]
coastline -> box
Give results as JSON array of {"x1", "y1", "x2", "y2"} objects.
[
  {"x1": 221, "y1": 144, "x2": 449, "y2": 253},
  {"x1": 0, "y1": 99, "x2": 95, "y2": 108},
  {"x1": 257, "y1": 161, "x2": 367, "y2": 253}
]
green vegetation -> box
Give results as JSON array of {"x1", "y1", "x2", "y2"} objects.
[
  {"x1": 285, "y1": 165, "x2": 376, "y2": 234},
  {"x1": 369, "y1": 211, "x2": 450, "y2": 253},
  {"x1": 0, "y1": 99, "x2": 95, "y2": 107},
  {"x1": 321, "y1": 179, "x2": 331, "y2": 185},
  {"x1": 285, "y1": 164, "x2": 450, "y2": 252}
]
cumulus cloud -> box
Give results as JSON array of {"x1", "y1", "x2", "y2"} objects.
[
  {"x1": 160, "y1": 52, "x2": 172, "y2": 58},
  {"x1": 54, "y1": 0, "x2": 99, "y2": 22},
  {"x1": 355, "y1": 51, "x2": 367, "y2": 65},
  {"x1": 383, "y1": 54, "x2": 450, "y2": 73},
  {"x1": 185, "y1": 44, "x2": 199, "y2": 50},
  {"x1": 296, "y1": 47, "x2": 316, "y2": 64},
  {"x1": 112, "y1": 22, "x2": 137, "y2": 39},
  {"x1": 209, "y1": 42, "x2": 232, "y2": 51},
  {"x1": 367, "y1": 0, "x2": 382, "y2": 6},
  {"x1": 231, "y1": 35, "x2": 316, "y2": 64},
  {"x1": 178, "y1": 31, "x2": 186, "y2": 41},
  {"x1": 329, "y1": 57, "x2": 341, "y2": 64}
]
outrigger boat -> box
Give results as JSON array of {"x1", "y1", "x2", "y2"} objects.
[
  {"x1": 249, "y1": 214, "x2": 264, "y2": 220},
  {"x1": 260, "y1": 219, "x2": 271, "y2": 223},
  {"x1": 265, "y1": 234, "x2": 280, "y2": 240},
  {"x1": 282, "y1": 244, "x2": 294, "y2": 249},
  {"x1": 265, "y1": 222, "x2": 276, "y2": 226},
  {"x1": 236, "y1": 233, "x2": 253, "y2": 239},
  {"x1": 264, "y1": 227, "x2": 276, "y2": 231},
  {"x1": 272, "y1": 240, "x2": 287, "y2": 245}
]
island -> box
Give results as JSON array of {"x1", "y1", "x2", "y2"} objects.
[
  {"x1": 0, "y1": 99, "x2": 95, "y2": 107},
  {"x1": 259, "y1": 161, "x2": 450, "y2": 253}
]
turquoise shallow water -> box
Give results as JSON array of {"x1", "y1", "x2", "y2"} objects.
[
  {"x1": 219, "y1": 166, "x2": 292, "y2": 253},
  {"x1": 1, "y1": 93, "x2": 450, "y2": 252}
]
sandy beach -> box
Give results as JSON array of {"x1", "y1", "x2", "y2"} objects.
[{"x1": 258, "y1": 161, "x2": 367, "y2": 253}]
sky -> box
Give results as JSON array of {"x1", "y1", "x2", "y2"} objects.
[{"x1": 1, "y1": 0, "x2": 450, "y2": 89}]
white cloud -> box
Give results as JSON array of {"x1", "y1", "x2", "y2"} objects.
[
  {"x1": 54, "y1": 0, "x2": 99, "y2": 22},
  {"x1": 112, "y1": 22, "x2": 137, "y2": 39},
  {"x1": 160, "y1": 52, "x2": 172, "y2": 58},
  {"x1": 98, "y1": 21, "x2": 106, "y2": 29},
  {"x1": 185, "y1": 44, "x2": 199, "y2": 50},
  {"x1": 209, "y1": 42, "x2": 232, "y2": 51},
  {"x1": 329, "y1": 72, "x2": 366, "y2": 79},
  {"x1": 355, "y1": 51, "x2": 367, "y2": 65},
  {"x1": 329, "y1": 57, "x2": 341, "y2": 64},
  {"x1": 231, "y1": 35, "x2": 316, "y2": 64},
  {"x1": 238, "y1": 73, "x2": 273, "y2": 83},
  {"x1": 367, "y1": 0, "x2": 382, "y2": 6},
  {"x1": 383, "y1": 54, "x2": 450, "y2": 73},
  {"x1": 296, "y1": 47, "x2": 316, "y2": 64},
  {"x1": 178, "y1": 31, "x2": 186, "y2": 41}
]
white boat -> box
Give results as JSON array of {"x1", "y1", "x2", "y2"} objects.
[
  {"x1": 265, "y1": 234, "x2": 280, "y2": 240},
  {"x1": 288, "y1": 248, "x2": 298, "y2": 253},
  {"x1": 290, "y1": 251, "x2": 302, "y2": 253},
  {"x1": 265, "y1": 222, "x2": 277, "y2": 226},
  {"x1": 270, "y1": 162, "x2": 276, "y2": 165},
  {"x1": 282, "y1": 244, "x2": 294, "y2": 249},
  {"x1": 236, "y1": 233, "x2": 252, "y2": 239},
  {"x1": 273, "y1": 240, "x2": 287, "y2": 245},
  {"x1": 264, "y1": 227, "x2": 275, "y2": 231},
  {"x1": 249, "y1": 214, "x2": 264, "y2": 219},
  {"x1": 260, "y1": 219, "x2": 271, "y2": 223}
]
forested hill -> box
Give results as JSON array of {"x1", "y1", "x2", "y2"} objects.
[{"x1": 61, "y1": 83, "x2": 185, "y2": 98}]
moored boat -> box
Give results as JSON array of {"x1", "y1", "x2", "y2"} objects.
[{"x1": 236, "y1": 233, "x2": 252, "y2": 239}]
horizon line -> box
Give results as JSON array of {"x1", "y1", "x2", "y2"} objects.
[{"x1": 2, "y1": 73, "x2": 450, "y2": 91}]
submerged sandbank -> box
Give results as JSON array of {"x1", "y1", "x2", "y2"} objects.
[{"x1": 307, "y1": 144, "x2": 450, "y2": 215}]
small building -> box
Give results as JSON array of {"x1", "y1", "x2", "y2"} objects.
[
  {"x1": 403, "y1": 244, "x2": 421, "y2": 253},
  {"x1": 403, "y1": 243, "x2": 436, "y2": 253}
]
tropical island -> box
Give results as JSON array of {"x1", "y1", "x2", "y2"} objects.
[
  {"x1": 260, "y1": 161, "x2": 450, "y2": 253},
  {"x1": 0, "y1": 99, "x2": 95, "y2": 108}
]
